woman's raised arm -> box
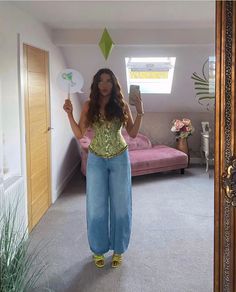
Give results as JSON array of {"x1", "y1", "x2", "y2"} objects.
[
  {"x1": 63, "y1": 99, "x2": 89, "y2": 139},
  {"x1": 124, "y1": 100, "x2": 144, "y2": 138}
]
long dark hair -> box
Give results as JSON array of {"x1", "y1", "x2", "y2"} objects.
[{"x1": 86, "y1": 68, "x2": 128, "y2": 126}]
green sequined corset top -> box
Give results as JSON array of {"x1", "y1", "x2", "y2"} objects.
[{"x1": 89, "y1": 117, "x2": 127, "y2": 158}]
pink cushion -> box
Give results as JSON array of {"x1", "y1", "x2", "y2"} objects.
[
  {"x1": 78, "y1": 136, "x2": 90, "y2": 152},
  {"x1": 78, "y1": 128, "x2": 94, "y2": 152},
  {"x1": 122, "y1": 130, "x2": 152, "y2": 150},
  {"x1": 85, "y1": 128, "x2": 94, "y2": 139},
  {"x1": 129, "y1": 145, "x2": 188, "y2": 172}
]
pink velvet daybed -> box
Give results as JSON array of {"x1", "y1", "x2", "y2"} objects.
[{"x1": 78, "y1": 129, "x2": 188, "y2": 177}]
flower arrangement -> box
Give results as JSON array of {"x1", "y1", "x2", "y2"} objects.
[{"x1": 171, "y1": 118, "x2": 194, "y2": 140}]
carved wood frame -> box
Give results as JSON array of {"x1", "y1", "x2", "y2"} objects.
[{"x1": 215, "y1": 1, "x2": 236, "y2": 291}]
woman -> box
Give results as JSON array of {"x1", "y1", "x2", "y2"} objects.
[{"x1": 63, "y1": 68, "x2": 144, "y2": 268}]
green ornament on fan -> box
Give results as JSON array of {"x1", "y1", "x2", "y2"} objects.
[
  {"x1": 62, "y1": 72, "x2": 75, "y2": 86},
  {"x1": 99, "y1": 28, "x2": 114, "y2": 60}
]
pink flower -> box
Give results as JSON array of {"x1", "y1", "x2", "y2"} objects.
[
  {"x1": 171, "y1": 118, "x2": 194, "y2": 139},
  {"x1": 181, "y1": 126, "x2": 187, "y2": 132},
  {"x1": 182, "y1": 118, "x2": 191, "y2": 126},
  {"x1": 171, "y1": 126, "x2": 177, "y2": 132},
  {"x1": 174, "y1": 120, "x2": 184, "y2": 131}
]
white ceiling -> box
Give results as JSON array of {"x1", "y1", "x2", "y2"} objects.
[
  {"x1": 9, "y1": 0, "x2": 215, "y2": 112},
  {"x1": 11, "y1": 1, "x2": 215, "y2": 30}
]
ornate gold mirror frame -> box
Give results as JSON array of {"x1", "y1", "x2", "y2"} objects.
[{"x1": 215, "y1": 1, "x2": 236, "y2": 291}]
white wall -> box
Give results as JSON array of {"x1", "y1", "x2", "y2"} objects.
[
  {"x1": 60, "y1": 43, "x2": 214, "y2": 112},
  {"x1": 138, "y1": 112, "x2": 214, "y2": 158},
  {"x1": 0, "y1": 3, "x2": 81, "y2": 230},
  {"x1": 0, "y1": 28, "x2": 21, "y2": 177},
  {"x1": 59, "y1": 42, "x2": 214, "y2": 155},
  {"x1": 0, "y1": 77, "x2": 3, "y2": 180}
]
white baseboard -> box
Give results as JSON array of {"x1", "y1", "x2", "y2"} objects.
[
  {"x1": 53, "y1": 162, "x2": 80, "y2": 203},
  {"x1": 190, "y1": 157, "x2": 214, "y2": 166},
  {"x1": 190, "y1": 157, "x2": 202, "y2": 164}
]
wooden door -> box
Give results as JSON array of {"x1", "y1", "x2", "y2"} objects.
[
  {"x1": 215, "y1": 1, "x2": 236, "y2": 291},
  {"x1": 23, "y1": 44, "x2": 51, "y2": 231}
]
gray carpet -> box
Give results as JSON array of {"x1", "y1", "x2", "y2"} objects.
[{"x1": 29, "y1": 165, "x2": 214, "y2": 292}]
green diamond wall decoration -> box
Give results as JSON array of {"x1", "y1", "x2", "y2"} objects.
[{"x1": 99, "y1": 28, "x2": 114, "y2": 60}]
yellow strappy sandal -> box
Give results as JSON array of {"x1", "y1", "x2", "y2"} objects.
[
  {"x1": 112, "y1": 253, "x2": 122, "y2": 268},
  {"x1": 93, "y1": 254, "x2": 105, "y2": 268}
]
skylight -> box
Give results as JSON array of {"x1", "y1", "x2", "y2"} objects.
[{"x1": 125, "y1": 57, "x2": 176, "y2": 94}]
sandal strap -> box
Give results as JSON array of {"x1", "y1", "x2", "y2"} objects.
[
  {"x1": 93, "y1": 254, "x2": 104, "y2": 261},
  {"x1": 112, "y1": 254, "x2": 122, "y2": 262}
]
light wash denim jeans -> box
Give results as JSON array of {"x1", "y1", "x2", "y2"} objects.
[{"x1": 86, "y1": 149, "x2": 132, "y2": 255}]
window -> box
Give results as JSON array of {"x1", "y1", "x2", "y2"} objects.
[{"x1": 125, "y1": 57, "x2": 176, "y2": 94}]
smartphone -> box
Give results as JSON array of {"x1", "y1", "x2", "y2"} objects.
[{"x1": 129, "y1": 85, "x2": 140, "y2": 105}]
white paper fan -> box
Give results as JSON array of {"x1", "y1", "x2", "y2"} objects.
[{"x1": 57, "y1": 68, "x2": 84, "y2": 99}]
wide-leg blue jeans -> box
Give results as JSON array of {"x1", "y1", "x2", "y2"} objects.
[{"x1": 86, "y1": 149, "x2": 132, "y2": 255}]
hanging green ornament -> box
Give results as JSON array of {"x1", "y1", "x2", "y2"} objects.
[{"x1": 99, "y1": 28, "x2": 114, "y2": 60}]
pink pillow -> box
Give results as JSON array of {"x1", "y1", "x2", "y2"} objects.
[
  {"x1": 79, "y1": 136, "x2": 90, "y2": 152},
  {"x1": 85, "y1": 128, "x2": 94, "y2": 139},
  {"x1": 122, "y1": 130, "x2": 152, "y2": 150}
]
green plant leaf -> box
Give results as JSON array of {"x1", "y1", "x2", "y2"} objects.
[
  {"x1": 191, "y1": 58, "x2": 215, "y2": 105},
  {"x1": 0, "y1": 198, "x2": 50, "y2": 292},
  {"x1": 198, "y1": 95, "x2": 215, "y2": 101}
]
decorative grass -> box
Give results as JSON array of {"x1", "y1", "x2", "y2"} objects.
[{"x1": 0, "y1": 200, "x2": 52, "y2": 292}]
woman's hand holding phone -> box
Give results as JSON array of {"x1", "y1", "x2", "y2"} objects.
[
  {"x1": 129, "y1": 85, "x2": 140, "y2": 105},
  {"x1": 129, "y1": 85, "x2": 144, "y2": 115}
]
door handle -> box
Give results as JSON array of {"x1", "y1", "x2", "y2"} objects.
[
  {"x1": 45, "y1": 127, "x2": 54, "y2": 133},
  {"x1": 222, "y1": 156, "x2": 236, "y2": 207}
]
